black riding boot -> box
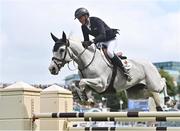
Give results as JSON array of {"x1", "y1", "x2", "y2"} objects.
[{"x1": 110, "y1": 55, "x2": 132, "y2": 81}]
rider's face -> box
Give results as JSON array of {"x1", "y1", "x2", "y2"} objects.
[{"x1": 78, "y1": 15, "x2": 87, "y2": 25}]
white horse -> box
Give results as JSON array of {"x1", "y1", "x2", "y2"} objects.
[{"x1": 49, "y1": 32, "x2": 175, "y2": 111}]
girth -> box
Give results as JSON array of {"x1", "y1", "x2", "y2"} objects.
[{"x1": 100, "y1": 66, "x2": 117, "y2": 94}]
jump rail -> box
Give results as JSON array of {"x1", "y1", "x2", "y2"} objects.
[
  {"x1": 46, "y1": 117, "x2": 180, "y2": 122},
  {"x1": 33, "y1": 111, "x2": 180, "y2": 122},
  {"x1": 33, "y1": 111, "x2": 180, "y2": 118},
  {"x1": 67, "y1": 127, "x2": 180, "y2": 131}
]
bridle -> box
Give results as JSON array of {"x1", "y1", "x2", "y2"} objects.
[
  {"x1": 51, "y1": 40, "x2": 69, "y2": 70},
  {"x1": 51, "y1": 39, "x2": 96, "y2": 73}
]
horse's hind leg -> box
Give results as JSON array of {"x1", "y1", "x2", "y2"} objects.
[
  {"x1": 161, "y1": 78, "x2": 176, "y2": 107},
  {"x1": 150, "y1": 77, "x2": 176, "y2": 108},
  {"x1": 150, "y1": 83, "x2": 176, "y2": 111},
  {"x1": 150, "y1": 91, "x2": 163, "y2": 111}
]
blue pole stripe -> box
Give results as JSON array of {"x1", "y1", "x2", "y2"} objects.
[
  {"x1": 59, "y1": 112, "x2": 78, "y2": 117},
  {"x1": 156, "y1": 127, "x2": 167, "y2": 130},
  {"x1": 127, "y1": 112, "x2": 139, "y2": 117},
  {"x1": 156, "y1": 117, "x2": 167, "y2": 121},
  {"x1": 85, "y1": 127, "x2": 116, "y2": 131},
  {"x1": 82, "y1": 127, "x2": 168, "y2": 131},
  {"x1": 51, "y1": 112, "x2": 84, "y2": 118},
  {"x1": 84, "y1": 117, "x2": 115, "y2": 121},
  {"x1": 52, "y1": 113, "x2": 58, "y2": 118}
]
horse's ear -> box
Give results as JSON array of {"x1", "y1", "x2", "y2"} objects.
[
  {"x1": 50, "y1": 33, "x2": 59, "y2": 42},
  {"x1": 62, "y1": 31, "x2": 66, "y2": 42}
]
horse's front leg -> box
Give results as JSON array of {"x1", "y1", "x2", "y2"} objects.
[
  {"x1": 79, "y1": 77, "x2": 105, "y2": 103},
  {"x1": 79, "y1": 77, "x2": 105, "y2": 93},
  {"x1": 68, "y1": 81, "x2": 88, "y2": 103}
]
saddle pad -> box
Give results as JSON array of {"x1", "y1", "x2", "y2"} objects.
[{"x1": 122, "y1": 60, "x2": 132, "y2": 70}]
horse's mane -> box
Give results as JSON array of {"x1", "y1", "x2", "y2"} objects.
[
  {"x1": 69, "y1": 36, "x2": 97, "y2": 53},
  {"x1": 69, "y1": 35, "x2": 81, "y2": 44}
]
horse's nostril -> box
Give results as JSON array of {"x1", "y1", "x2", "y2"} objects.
[
  {"x1": 52, "y1": 67, "x2": 56, "y2": 71},
  {"x1": 49, "y1": 66, "x2": 56, "y2": 74}
]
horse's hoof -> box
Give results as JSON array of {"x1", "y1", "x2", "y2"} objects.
[
  {"x1": 156, "y1": 106, "x2": 163, "y2": 111},
  {"x1": 165, "y1": 99, "x2": 177, "y2": 107}
]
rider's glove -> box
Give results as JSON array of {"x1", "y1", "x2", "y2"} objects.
[{"x1": 82, "y1": 40, "x2": 94, "y2": 48}]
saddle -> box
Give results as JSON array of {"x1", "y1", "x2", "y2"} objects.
[
  {"x1": 102, "y1": 50, "x2": 131, "y2": 70},
  {"x1": 116, "y1": 52, "x2": 127, "y2": 60}
]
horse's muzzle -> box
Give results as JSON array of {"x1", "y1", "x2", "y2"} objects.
[{"x1": 49, "y1": 66, "x2": 59, "y2": 75}]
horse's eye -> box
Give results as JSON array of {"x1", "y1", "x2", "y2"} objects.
[{"x1": 59, "y1": 48, "x2": 64, "y2": 53}]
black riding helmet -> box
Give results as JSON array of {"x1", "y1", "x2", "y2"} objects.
[{"x1": 74, "y1": 7, "x2": 89, "y2": 19}]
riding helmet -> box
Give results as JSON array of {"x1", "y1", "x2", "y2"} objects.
[{"x1": 74, "y1": 7, "x2": 89, "y2": 19}]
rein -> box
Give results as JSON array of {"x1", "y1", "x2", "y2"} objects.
[
  {"x1": 71, "y1": 45, "x2": 97, "y2": 78},
  {"x1": 78, "y1": 45, "x2": 97, "y2": 71}
]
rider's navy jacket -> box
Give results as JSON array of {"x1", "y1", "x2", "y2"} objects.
[{"x1": 81, "y1": 16, "x2": 118, "y2": 44}]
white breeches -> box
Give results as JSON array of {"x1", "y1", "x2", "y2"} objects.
[{"x1": 96, "y1": 38, "x2": 118, "y2": 58}]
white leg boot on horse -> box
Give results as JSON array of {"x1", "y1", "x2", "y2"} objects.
[{"x1": 161, "y1": 78, "x2": 177, "y2": 108}]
